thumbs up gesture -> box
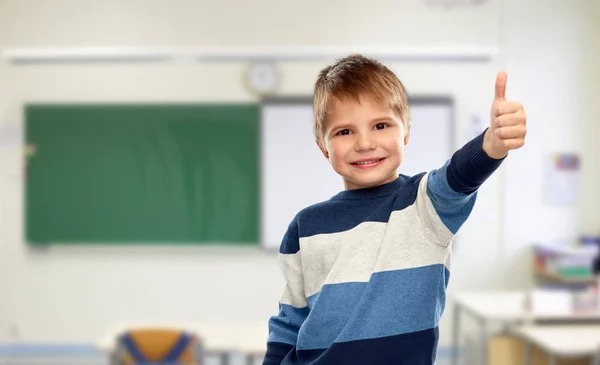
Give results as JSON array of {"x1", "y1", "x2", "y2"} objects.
[{"x1": 483, "y1": 71, "x2": 527, "y2": 159}]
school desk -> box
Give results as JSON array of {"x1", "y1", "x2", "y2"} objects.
[
  {"x1": 516, "y1": 325, "x2": 600, "y2": 365},
  {"x1": 452, "y1": 291, "x2": 600, "y2": 365}
]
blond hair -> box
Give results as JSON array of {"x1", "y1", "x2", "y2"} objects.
[{"x1": 312, "y1": 54, "x2": 410, "y2": 141}]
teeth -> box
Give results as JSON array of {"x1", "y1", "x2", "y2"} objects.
[{"x1": 355, "y1": 159, "x2": 380, "y2": 165}]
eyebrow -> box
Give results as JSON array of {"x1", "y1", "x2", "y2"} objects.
[
  {"x1": 330, "y1": 123, "x2": 352, "y2": 130},
  {"x1": 371, "y1": 117, "x2": 395, "y2": 123}
]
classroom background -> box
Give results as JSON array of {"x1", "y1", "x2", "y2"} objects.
[{"x1": 0, "y1": 0, "x2": 599, "y2": 364}]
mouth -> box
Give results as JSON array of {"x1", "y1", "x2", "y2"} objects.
[{"x1": 350, "y1": 157, "x2": 386, "y2": 168}]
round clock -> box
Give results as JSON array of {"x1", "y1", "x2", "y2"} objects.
[{"x1": 244, "y1": 61, "x2": 279, "y2": 96}]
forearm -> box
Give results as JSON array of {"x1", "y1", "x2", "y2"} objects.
[{"x1": 446, "y1": 128, "x2": 505, "y2": 194}]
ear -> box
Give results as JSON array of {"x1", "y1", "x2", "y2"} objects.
[
  {"x1": 316, "y1": 138, "x2": 330, "y2": 160},
  {"x1": 403, "y1": 121, "x2": 411, "y2": 147}
]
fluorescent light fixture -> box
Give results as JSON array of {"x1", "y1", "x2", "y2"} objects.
[
  {"x1": 1, "y1": 47, "x2": 174, "y2": 64},
  {"x1": 191, "y1": 45, "x2": 497, "y2": 62},
  {"x1": 1, "y1": 45, "x2": 498, "y2": 64}
]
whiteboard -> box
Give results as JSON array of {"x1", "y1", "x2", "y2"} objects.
[{"x1": 260, "y1": 98, "x2": 454, "y2": 250}]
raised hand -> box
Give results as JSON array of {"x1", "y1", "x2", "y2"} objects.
[{"x1": 483, "y1": 71, "x2": 527, "y2": 159}]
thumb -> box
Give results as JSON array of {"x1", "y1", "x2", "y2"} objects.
[{"x1": 494, "y1": 71, "x2": 507, "y2": 101}]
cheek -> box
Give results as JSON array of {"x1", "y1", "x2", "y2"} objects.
[
  {"x1": 381, "y1": 137, "x2": 404, "y2": 156},
  {"x1": 327, "y1": 141, "x2": 350, "y2": 165}
]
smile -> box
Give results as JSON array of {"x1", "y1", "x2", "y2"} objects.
[{"x1": 350, "y1": 158, "x2": 385, "y2": 168}]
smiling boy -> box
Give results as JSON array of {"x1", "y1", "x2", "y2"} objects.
[{"x1": 262, "y1": 54, "x2": 527, "y2": 365}]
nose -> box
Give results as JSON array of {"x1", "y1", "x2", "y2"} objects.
[{"x1": 355, "y1": 131, "x2": 376, "y2": 152}]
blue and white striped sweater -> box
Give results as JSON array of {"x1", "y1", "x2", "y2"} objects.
[{"x1": 264, "y1": 130, "x2": 504, "y2": 365}]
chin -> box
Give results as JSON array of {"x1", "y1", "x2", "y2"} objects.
[{"x1": 343, "y1": 170, "x2": 399, "y2": 190}]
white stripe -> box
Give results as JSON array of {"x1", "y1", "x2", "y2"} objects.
[
  {"x1": 300, "y1": 222, "x2": 385, "y2": 298},
  {"x1": 373, "y1": 206, "x2": 452, "y2": 273},
  {"x1": 415, "y1": 172, "x2": 455, "y2": 247},
  {"x1": 279, "y1": 252, "x2": 308, "y2": 308},
  {"x1": 299, "y1": 176, "x2": 454, "y2": 298}
]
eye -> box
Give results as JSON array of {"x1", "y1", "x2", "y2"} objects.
[
  {"x1": 336, "y1": 129, "x2": 351, "y2": 136},
  {"x1": 374, "y1": 123, "x2": 388, "y2": 130}
]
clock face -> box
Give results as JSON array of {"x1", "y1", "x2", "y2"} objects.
[{"x1": 246, "y1": 61, "x2": 278, "y2": 95}]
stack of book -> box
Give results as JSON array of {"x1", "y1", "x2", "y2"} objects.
[{"x1": 533, "y1": 241, "x2": 598, "y2": 284}]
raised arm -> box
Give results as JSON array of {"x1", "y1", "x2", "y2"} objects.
[{"x1": 417, "y1": 71, "x2": 527, "y2": 245}]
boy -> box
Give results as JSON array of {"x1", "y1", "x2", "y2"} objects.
[{"x1": 263, "y1": 54, "x2": 527, "y2": 365}]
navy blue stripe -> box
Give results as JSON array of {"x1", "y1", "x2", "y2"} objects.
[
  {"x1": 281, "y1": 327, "x2": 439, "y2": 365},
  {"x1": 298, "y1": 265, "x2": 449, "y2": 350},
  {"x1": 279, "y1": 219, "x2": 300, "y2": 254},
  {"x1": 291, "y1": 174, "x2": 424, "y2": 243},
  {"x1": 446, "y1": 128, "x2": 504, "y2": 194},
  {"x1": 263, "y1": 342, "x2": 295, "y2": 365}
]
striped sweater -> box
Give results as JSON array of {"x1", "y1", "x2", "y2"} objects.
[{"x1": 263, "y1": 130, "x2": 504, "y2": 365}]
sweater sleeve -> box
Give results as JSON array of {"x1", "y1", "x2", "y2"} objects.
[
  {"x1": 415, "y1": 128, "x2": 505, "y2": 245},
  {"x1": 263, "y1": 218, "x2": 310, "y2": 365}
]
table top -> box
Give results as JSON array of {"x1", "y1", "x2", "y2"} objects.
[
  {"x1": 515, "y1": 325, "x2": 600, "y2": 357},
  {"x1": 453, "y1": 291, "x2": 529, "y2": 320},
  {"x1": 452, "y1": 291, "x2": 600, "y2": 321}
]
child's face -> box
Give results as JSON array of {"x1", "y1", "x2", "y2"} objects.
[{"x1": 318, "y1": 96, "x2": 409, "y2": 190}]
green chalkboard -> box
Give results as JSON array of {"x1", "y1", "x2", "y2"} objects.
[{"x1": 25, "y1": 103, "x2": 260, "y2": 245}]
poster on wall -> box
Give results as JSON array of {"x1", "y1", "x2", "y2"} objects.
[{"x1": 543, "y1": 153, "x2": 581, "y2": 205}]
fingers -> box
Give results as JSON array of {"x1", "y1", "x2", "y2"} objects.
[
  {"x1": 494, "y1": 125, "x2": 527, "y2": 139},
  {"x1": 493, "y1": 101, "x2": 524, "y2": 116},
  {"x1": 494, "y1": 110, "x2": 527, "y2": 128}
]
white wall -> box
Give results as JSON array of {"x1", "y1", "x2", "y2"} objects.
[
  {"x1": 0, "y1": 0, "x2": 598, "y2": 348},
  {"x1": 580, "y1": 0, "x2": 600, "y2": 235},
  {"x1": 0, "y1": 0, "x2": 500, "y2": 47},
  {"x1": 501, "y1": 0, "x2": 600, "y2": 288}
]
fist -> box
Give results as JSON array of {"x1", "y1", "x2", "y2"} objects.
[{"x1": 483, "y1": 71, "x2": 527, "y2": 159}]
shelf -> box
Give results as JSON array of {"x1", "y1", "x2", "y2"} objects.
[{"x1": 534, "y1": 267, "x2": 596, "y2": 285}]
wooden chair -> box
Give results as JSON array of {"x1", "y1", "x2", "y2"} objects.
[{"x1": 111, "y1": 327, "x2": 204, "y2": 365}]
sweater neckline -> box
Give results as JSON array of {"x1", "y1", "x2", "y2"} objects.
[{"x1": 331, "y1": 175, "x2": 407, "y2": 200}]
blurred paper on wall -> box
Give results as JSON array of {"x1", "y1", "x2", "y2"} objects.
[{"x1": 544, "y1": 153, "x2": 581, "y2": 205}]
